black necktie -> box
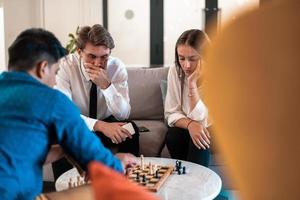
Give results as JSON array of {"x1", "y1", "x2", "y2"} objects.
[{"x1": 89, "y1": 83, "x2": 97, "y2": 118}]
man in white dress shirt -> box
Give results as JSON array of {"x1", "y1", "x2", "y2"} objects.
[{"x1": 54, "y1": 24, "x2": 139, "y2": 179}]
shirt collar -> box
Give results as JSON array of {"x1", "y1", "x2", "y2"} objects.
[{"x1": 76, "y1": 52, "x2": 91, "y2": 82}]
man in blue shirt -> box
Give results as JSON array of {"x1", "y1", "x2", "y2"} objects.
[{"x1": 0, "y1": 28, "x2": 136, "y2": 199}]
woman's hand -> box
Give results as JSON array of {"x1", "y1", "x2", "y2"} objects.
[
  {"x1": 187, "y1": 67, "x2": 200, "y2": 89},
  {"x1": 187, "y1": 121, "x2": 210, "y2": 149}
]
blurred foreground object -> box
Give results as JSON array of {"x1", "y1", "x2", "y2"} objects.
[{"x1": 204, "y1": 0, "x2": 300, "y2": 199}]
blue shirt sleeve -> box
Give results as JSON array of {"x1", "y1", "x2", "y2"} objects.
[{"x1": 50, "y1": 91, "x2": 123, "y2": 173}]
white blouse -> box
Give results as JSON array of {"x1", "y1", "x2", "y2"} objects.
[{"x1": 164, "y1": 66, "x2": 208, "y2": 127}]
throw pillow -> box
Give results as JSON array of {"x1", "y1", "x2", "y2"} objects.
[{"x1": 160, "y1": 80, "x2": 168, "y2": 107}]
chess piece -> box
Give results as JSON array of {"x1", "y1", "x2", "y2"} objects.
[
  {"x1": 175, "y1": 160, "x2": 182, "y2": 172},
  {"x1": 149, "y1": 162, "x2": 153, "y2": 174},
  {"x1": 77, "y1": 176, "x2": 80, "y2": 186},
  {"x1": 182, "y1": 166, "x2": 186, "y2": 174},
  {"x1": 178, "y1": 168, "x2": 182, "y2": 175},
  {"x1": 153, "y1": 164, "x2": 157, "y2": 174},
  {"x1": 68, "y1": 178, "x2": 72, "y2": 189},
  {"x1": 141, "y1": 155, "x2": 144, "y2": 170},
  {"x1": 175, "y1": 160, "x2": 179, "y2": 168},
  {"x1": 136, "y1": 172, "x2": 140, "y2": 180},
  {"x1": 142, "y1": 174, "x2": 146, "y2": 183},
  {"x1": 155, "y1": 169, "x2": 159, "y2": 178}
]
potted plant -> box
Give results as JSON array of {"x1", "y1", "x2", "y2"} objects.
[{"x1": 65, "y1": 26, "x2": 79, "y2": 54}]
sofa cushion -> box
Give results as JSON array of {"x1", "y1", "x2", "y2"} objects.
[
  {"x1": 160, "y1": 80, "x2": 168, "y2": 107},
  {"x1": 133, "y1": 120, "x2": 168, "y2": 157},
  {"x1": 127, "y1": 67, "x2": 169, "y2": 120}
]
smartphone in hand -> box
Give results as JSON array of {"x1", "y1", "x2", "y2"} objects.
[{"x1": 122, "y1": 123, "x2": 135, "y2": 135}]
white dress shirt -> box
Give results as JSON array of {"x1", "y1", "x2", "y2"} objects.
[
  {"x1": 164, "y1": 66, "x2": 208, "y2": 127},
  {"x1": 56, "y1": 52, "x2": 131, "y2": 130}
]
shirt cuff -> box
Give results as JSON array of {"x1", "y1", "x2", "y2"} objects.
[
  {"x1": 101, "y1": 83, "x2": 117, "y2": 100},
  {"x1": 187, "y1": 100, "x2": 208, "y2": 122},
  {"x1": 81, "y1": 114, "x2": 98, "y2": 131},
  {"x1": 167, "y1": 113, "x2": 187, "y2": 127}
]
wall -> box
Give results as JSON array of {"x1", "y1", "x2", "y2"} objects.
[
  {"x1": 2, "y1": 0, "x2": 102, "y2": 68},
  {"x1": 108, "y1": 0, "x2": 150, "y2": 67},
  {"x1": 3, "y1": 0, "x2": 43, "y2": 69},
  {"x1": 44, "y1": 0, "x2": 103, "y2": 46},
  {"x1": 164, "y1": 0, "x2": 205, "y2": 66}
]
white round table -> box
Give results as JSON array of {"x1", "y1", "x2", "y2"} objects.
[{"x1": 55, "y1": 157, "x2": 222, "y2": 200}]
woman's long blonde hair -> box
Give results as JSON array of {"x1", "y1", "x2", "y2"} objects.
[{"x1": 174, "y1": 29, "x2": 210, "y2": 102}]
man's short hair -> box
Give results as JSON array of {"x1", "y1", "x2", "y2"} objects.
[
  {"x1": 8, "y1": 28, "x2": 67, "y2": 71},
  {"x1": 76, "y1": 24, "x2": 115, "y2": 50}
]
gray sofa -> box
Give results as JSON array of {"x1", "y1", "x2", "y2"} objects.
[{"x1": 127, "y1": 67, "x2": 169, "y2": 157}]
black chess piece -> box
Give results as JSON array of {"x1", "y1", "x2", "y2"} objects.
[
  {"x1": 155, "y1": 169, "x2": 159, "y2": 178},
  {"x1": 182, "y1": 166, "x2": 186, "y2": 174},
  {"x1": 178, "y1": 161, "x2": 182, "y2": 168},
  {"x1": 142, "y1": 174, "x2": 146, "y2": 182},
  {"x1": 178, "y1": 168, "x2": 182, "y2": 175},
  {"x1": 136, "y1": 172, "x2": 140, "y2": 180}
]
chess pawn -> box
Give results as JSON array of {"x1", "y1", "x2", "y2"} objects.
[
  {"x1": 155, "y1": 169, "x2": 159, "y2": 178},
  {"x1": 182, "y1": 166, "x2": 186, "y2": 174},
  {"x1": 77, "y1": 176, "x2": 80, "y2": 186},
  {"x1": 68, "y1": 178, "x2": 73, "y2": 189}
]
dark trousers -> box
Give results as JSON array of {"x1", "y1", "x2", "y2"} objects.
[
  {"x1": 95, "y1": 115, "x2": 140, "y2": 156},
  {"x1": 165, "y1": 127, "x2": 210, "y2": 167},
  {"x1": 52, "y1": 116, "x2": 140, "y2": 180}
]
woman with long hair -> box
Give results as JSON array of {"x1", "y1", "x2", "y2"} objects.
[{"x1": 164, "y1": 29, "x2": 211, "y2": 166}]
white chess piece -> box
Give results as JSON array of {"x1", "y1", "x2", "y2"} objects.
[
  {"x1": 149, "y1": 162, "x2": 153, "y2": 175},
  {"x1": 141, "y1": 155, "x2": 144, "y2": 170}
]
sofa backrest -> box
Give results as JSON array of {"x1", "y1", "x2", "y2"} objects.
[{"x1": 127, "y1": 67, "x2": 169, "y2": 120}]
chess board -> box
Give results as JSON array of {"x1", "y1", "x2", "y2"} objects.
[{"x1": 126, "y1": 164, "x2": 174, "y2": 192}]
